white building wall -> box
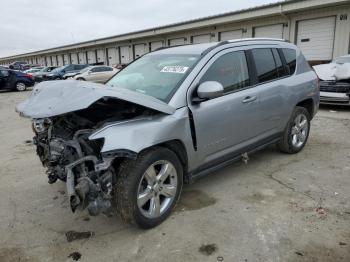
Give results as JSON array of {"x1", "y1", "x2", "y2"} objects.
[{"x1": 1, "y1": 2, "x2": 349, "y2": 64}]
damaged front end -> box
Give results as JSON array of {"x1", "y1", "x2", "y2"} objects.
[{"x1": 17, "y1": 81, "x2": 174, "y2": 216}]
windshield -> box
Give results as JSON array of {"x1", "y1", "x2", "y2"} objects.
[
  {"x1": 106, "y1": 54, "x2": 200, "y2": 101},
  {"x1": 333, "y1": 56, "x2": 350, "y2": 64}
]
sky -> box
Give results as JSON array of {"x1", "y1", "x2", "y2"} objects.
[{"x1": 0, "y1": 0, "x2": 282, "y2": 57}]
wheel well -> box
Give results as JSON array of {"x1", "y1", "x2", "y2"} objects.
[
  {"x1": 111, "y1": 140, "x2": 189, "y2": 182},
  {"x1": 156, "y1": 140, "x2": 188, "y2": 178},
  {"x1": 296, "y1": 99, "x2": 314, "y2": 118}
]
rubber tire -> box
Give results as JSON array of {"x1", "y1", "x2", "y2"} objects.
[
  {"x1": 77, "y1": 78, "x2": 85, "y2": 81},
  {"x1": 277, "y1": 106, "x2": 311, "y2": 154},
  {"x1": 54, "y1": 77, "x2": 61, "y2": 80},
  {"x1": 15, "y1": 82, "x2": 26, "y2": 92},
  {"x1": 116, "y1": 147, "x2": 183, "y2": 229}
]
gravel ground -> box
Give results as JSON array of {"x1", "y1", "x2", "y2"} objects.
[{"x1": 0, "y1": 90, "x2": 349, "y2": 262}]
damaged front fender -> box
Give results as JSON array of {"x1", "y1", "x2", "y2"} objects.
[{"x1": 89, "y1": 107, "x2": 196, "y2": 168}]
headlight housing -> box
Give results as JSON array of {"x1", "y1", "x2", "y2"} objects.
[{"x1": 32, "y1": 118, "x2": 51, "y2": 134}]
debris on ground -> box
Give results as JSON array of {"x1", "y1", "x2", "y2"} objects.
[
  {"x1": 339, "y1": 242, "x2": 347, "y2": 246},
  {"x1": 295, "y1": 251, "x2": 304, "y2": 256},
  {"x1": 316, "y1": 207, "x2": 326, "y2": 215},
  {"x1": 65, "y1": 231, "x2": 94, "y2": 242},
  {"x1": 241, "y1": 153, "x2": 249, "y2": 164},
  {"x1": 24, "y1": 140, "x2": 32, "y2": 145},
  {"x1": 58, "y1": 190, "x2": 65, "y2": 195},
  {"x1": 68, "y1": 251, "x2": 82, "y2": 261},
  {"x1": 52, "y1": 196, "x2": 58, "y2": 200},
  {"x1": 217, "y1": 256, "x2": 224, "y2": 261},
  {"x1": 199, "y1": 244, "x2": 218, "y2": 255},
  {"x1": 83, "y1": 217, "x2": 90, "y2": 222}
]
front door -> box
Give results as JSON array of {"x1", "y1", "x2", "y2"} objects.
[{"x1": 188, "y1": 49, "x2": 262, "y2": 166}]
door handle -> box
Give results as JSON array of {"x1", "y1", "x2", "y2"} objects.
[{"x1": 242, "y1": 96, "x2": 257, "y2": 103}]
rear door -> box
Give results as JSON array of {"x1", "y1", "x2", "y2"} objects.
[
  {"x1": 188, "y1": 49, "x2": 262, "y2": 166},
  {"x1": 250, "y1": 48, "x2": 291, "y2": 134}
]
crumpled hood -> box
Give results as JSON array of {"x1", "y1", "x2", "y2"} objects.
[
  {"x1": 313, "y1": 62, "x2": 350, "y2": 81},
  {"x1": 16, "y1": 80, "x2": 175, "y2": 118}
]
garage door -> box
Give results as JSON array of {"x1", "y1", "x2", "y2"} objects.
[
  {"x1": 254, "y1": 24, "x2": 284, "y2": 39},
  {"x1": 45, "y1": 57, "x2": 51, "y2": 66},
  {"x1": 169, "y1": 38, "x2": 186, "y2": 46},
  {"x1": 150, "y1": 41, "x2": 163, "y2": 51},
  {"x1": 57, "y1": 55, "x2": 64, "y2": 66},
  {"x1": 70, "y1": 53, "x2": 78, "y2": 64},
  {"x1": 51, "y1": 56, "x2": 57, "y2": 66},
  {"x1": 87, "y1": 50, "x2": 96, "y2": 64},
  {"x1": 192, "y1": 34, "x2": 211, "y2": 44},
  {"x1": 134, "y1": 43, "x2": 148, "y2": 59},
  {"x1": 296, "y1": 17, "x2": 335, "y2": 61},
  {"x1": 120, "y1": 46, "x2": 131, "y2": 64},
  {"x1": 96, "y1": 49, "x2": 106, "y2": 64},
  {"x1": 219, "y1": 30, "x2": 243, "y2": 41},
  {"x1": 63, "y1": 54, "x2": 69, "y2": 65},
  {"x1": 107, "y1": 47, "x2": 118, "y2": 66},
  {"x1": 39, "y1": 57, "x2": 45, "y2": 66},
  {"x1": 78, "y1": 52, "x2": 87, "y2": 64}
]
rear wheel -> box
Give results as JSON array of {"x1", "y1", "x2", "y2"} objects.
[
  {"x1": 77, "y1": 78, "x2": 85, "y2": 81},
  {"x1": 116, "y1": 147, "x2": 183, "y2": 228},
  {"x1": 15, "y1": 82, "x2": 26, "y2": 91},
  {"x1": 278, "y1": 106, "x2": 310, "y2": 154}
]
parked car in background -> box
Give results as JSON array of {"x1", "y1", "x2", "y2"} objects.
[
  {"x1": 43, "y1": 64, "x2": 88, "y2": 80},
  {"x1": 115, "y1": 63, "x2": 128, "y2": 70},
  {"x1": 32, "y1": 66, "x2": 57, "y2": 82},
  {"x1": 17, "y1": 39, "x2": 319, "y2": 228},
  {"x1": 73, "y1": 65, "x2": 117, "y2": 83},
  {"x1": 63, "y1": 66, "x2": 90, "y2": 79},
  {"x1": 0, "y1": 67, "x2": 34, "y2": 91},
  {"x1": 313, "y1": 55, "x2": 350, "y2": 106},
  {"x1": 24, "y1": 67, "x2": 44, "y2": 75},
  {"x1": 8, "y1": 61, "x2": 28, "y2": 71}
]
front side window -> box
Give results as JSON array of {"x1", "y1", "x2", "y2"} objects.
[
  {"x1": 282, "y1": 48, "x2": 296, "y2": 75},
  {"x1": 200, "y1": 51, "x2": 250, "y2": 93},
  {"x1": 106, "y1": 54, "x2": 200, "y2": 102},
  {"x1": 252, "y1": 48, "x2": 279, "y2": 83}
]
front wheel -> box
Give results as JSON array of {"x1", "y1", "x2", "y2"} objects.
[
  {"x1": 116, "y1": 147, "x2": 183, "y2": 228},
  {"x1": 15, "y1": 82, "x2": 26, "y2": 91},
  {"x1": 278, "y1": 106, "x2": 311, "y2": 154}
]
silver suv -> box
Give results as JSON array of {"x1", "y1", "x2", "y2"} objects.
[{"x1": 17, "y1": 39, "x2": 319, "y2": 228}]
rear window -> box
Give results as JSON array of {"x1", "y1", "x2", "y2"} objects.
[
  {"x1": 282, "y1": 48, "x2": 296, "y2": 75},
  {"x1": 252, "y1": 48, "x2": 279, "y2": 83}
]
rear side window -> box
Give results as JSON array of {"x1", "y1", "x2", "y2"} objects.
[
  {"x1": 251, "y1": 49, "x2": 278, "y2": 83},
  {"x1": 282, "y1": 48, "x2": 296, "y2": 75},
  {"x1": 200, "y1": 51, "x2": 249, "y2": 93},
  {"x1": 272, "y1": 49, "x2": 288, "y2": 77}
]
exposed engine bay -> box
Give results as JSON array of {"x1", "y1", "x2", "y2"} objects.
[{"x1": 32, "y1": 98, "x2": 157, "y2": 216}]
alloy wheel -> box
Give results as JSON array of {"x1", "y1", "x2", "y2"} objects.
[
  {"x1": 291, "y1": 113, "x2": 309, "y2": 148},
  {"x1": 16, "y1": 82, "x2": 26, "y2": 91},
  {"x1": 137, "y1": 160, "x2": 178, "y2": 219}
]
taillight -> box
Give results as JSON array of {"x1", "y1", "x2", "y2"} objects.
[{"x1": 25, "y1": 73, "x2": 32, "y2": 79}]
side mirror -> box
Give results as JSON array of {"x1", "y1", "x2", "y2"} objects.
[{"x1": 197, "y1": 81, "x2": 224, "y2": 100}]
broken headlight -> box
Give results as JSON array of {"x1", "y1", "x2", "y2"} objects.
[{"x1": 32, "y1": 118, "x2": 51, "y2": 134}]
